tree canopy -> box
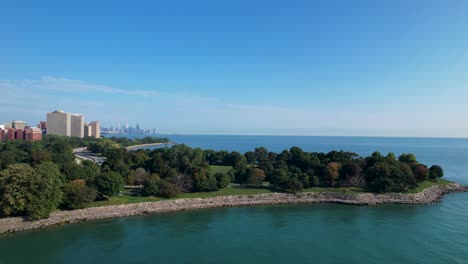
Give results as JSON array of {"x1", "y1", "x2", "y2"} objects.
[{"x1": 0, "y1": 135, "x2": 446, "y2": 220}]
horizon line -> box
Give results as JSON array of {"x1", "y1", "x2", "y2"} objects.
[{"x1": 112, "y1": 132, "x2": 468, "y2": 140}]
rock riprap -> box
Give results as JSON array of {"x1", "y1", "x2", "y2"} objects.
[{"x1": 1, "y1": 183, "x2": 466, "y2": 234}]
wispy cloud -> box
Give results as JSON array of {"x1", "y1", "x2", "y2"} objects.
[
  {"x1": 0, "y1": 76, "x2": 159, "y2": 97},
  {"x1": 0, "y1": 76, "x2": 467, "y2": 137}
]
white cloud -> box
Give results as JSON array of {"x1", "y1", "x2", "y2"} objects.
[
  {"x1": 0, "y1": 76, "x2": 160, "y2": 97},
  {"x1": 0, "y1": 76, "x2": 466, "y2": 137}
]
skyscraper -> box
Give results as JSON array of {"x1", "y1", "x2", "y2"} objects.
[
  {"x1": 71, "y1": 114, "x2": 85, "y2": 138},
  {"x1": 90, "y1": 121, "x2": 100, "y2": 138},
  {"x1": 47, "y1": 110, "x2": 71, "y2": 136},
  {"x1": 84, "y1": 123, "x2": 92, "y2": 137}
]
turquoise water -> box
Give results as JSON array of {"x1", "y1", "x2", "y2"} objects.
[{"x1": 1, "y1": 136, "x2": 468, "y2": 264}]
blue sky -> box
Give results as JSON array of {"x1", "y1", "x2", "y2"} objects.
[{"x1": 1, "y1": 0, "x2": 468, "y2": 137}]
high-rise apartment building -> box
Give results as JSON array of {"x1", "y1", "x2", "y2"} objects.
[
  {"x1": 47, "y1": 110, "x2": 71, "y2": 136},
  {"x1": 84, "y1": 123, "x2": 92, "y2": 137},
  {"x1": 90, "y1": 121, "x2": 100, "y2": 138},
  {"x1": 44, "y1": 110, "x2": 99, "y2": 138},
  {"x1": 71, "y1": 114, "x2": 85, "y2": 138}
]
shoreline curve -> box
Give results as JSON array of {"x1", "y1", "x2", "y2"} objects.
[
  {"x1": 125, "y1": 142, "x2": 175, "y2": 151},
  {"x1": 1, "y1": 183, "x2": 466, "y2": 235}
]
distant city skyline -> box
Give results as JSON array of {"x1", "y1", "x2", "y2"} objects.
[
  {"x1": 1, "y1": 1, "x2": 468, "y2": 137},
  {"x1": 101, "y1": 123, "x2": 157, "y2": 135}
]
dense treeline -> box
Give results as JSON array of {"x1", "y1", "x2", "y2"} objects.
[
  {"x1": 0, "y1": 136, "x2": 444, "y2": 220},
  {"x1": 0, "y1": 136, "x2": 166, "y2": 219}
]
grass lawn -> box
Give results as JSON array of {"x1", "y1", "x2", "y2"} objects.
[
  {"x1": 87, "y1": 196, "x2": 160, "y2": 208},
  {"x1": 406, "y1": 178, "x2": 452, "y2": 194},
  {"x1": 175, "y1": 186, "x2": 273, "y2": 199},
  {"x1": 303, "y1": 186, "x2": 365, "y2": 194},
  {"x1": 208, "y1": 165, "x2": 233, "y2": 175},
  {"x1": 87, "y1": 186, "x2": 273, "y2": 208},
  {"x1": 86, "y1": 179, "x2": 454, "y2": 208}
]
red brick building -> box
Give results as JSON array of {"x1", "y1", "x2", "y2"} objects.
[
  {"x1": 15, "y1": 129, "x2": 24, "y2": 140},
  {"x1": 38, "y1": 121, "x2": 47, "y2": 134},
  {"x1": 0, "y1": 129, "x2": 4, "y2": 141},
  {"x1": 25, "y1": 128, "x2": 42, "y2": 141},
  {"x1": 6, "y1": 129, "x2": 16, "y2": 140}
]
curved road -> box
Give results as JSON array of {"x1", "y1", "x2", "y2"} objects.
[{"x1": 73, "y1": 147, "x2": 106, "y2": 164}]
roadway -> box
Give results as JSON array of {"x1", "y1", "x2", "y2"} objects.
[{"x1": 73, "y1": 147, "x2": 106, "y2": 164}]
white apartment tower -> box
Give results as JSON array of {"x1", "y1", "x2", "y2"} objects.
[
  {"x1": 71, "y1": 114, "x2": 85, "y2": 138},
  {"x1": 84, "y1": 121, "x2": 100, "y2": 138},
  {"x1": 46, "y1": 110, "x2": 71, "y2": 136},
  {"x1": 90, "y1": 121, "x2": 100, "y2": 138}
]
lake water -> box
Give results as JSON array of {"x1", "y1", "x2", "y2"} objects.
[{"x1": 1, "y1": 135, "x2": 468, "y2": 264}]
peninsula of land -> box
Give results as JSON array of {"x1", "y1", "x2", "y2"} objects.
[
  {"x1": 0, "y1": 136, "x2": 457, "y2": 233},
  {"x1": 0, "y1": 183, "x2": 466, "y2": 234}
]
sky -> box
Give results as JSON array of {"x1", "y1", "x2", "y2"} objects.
[{"x1": 1, "y1": 0, "x2": 468, "y2": 137}]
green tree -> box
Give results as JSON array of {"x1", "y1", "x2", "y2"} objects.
[
  {"x1": 223, "y1": 151, "x2": 246, "y2": 167},
  {"x1": 286, "y1": 178, "x2": 304, "y2": 193},
  {"x1": 95, "y1": 171, "x2": 124, "y2": 198},
  {"x1": 429, "y1": 165, "x2": 444, "y2": 180},
  {"x1": 47, "y1": 141, "x2": 75, "y2": 165},
  {"x1": 82, "y1": 160, "x2": 101, "y2": 173},
  {"x1": 254, "y1": 147, "x2": 269, "y2": 163},
  {"x1": 398, "y1": 153, "x2": 417, "y2": 164},
  {"x1": 215, "y1": 173, "x2": 231, "y2": 189},
  {"x1": 206, "y1": 174, "x2": 219, "y2": 191},
  {"x1": 30, "y1": 151, "x2": 52, "y2": 166},
  {"x1": 365, "y1": 162, "x2": 417, "y2": 193},
  {"x1": 63, "y1": 162, "x2": 87, "y2": 181},
  {"x1": 365, "y1": 151, "x2": 384, "y2": 169},
  {"x1": 63, "y1": 162, "x2": 98, "y2": 183},
  {"x1": 270, "y1": 168, "x2": 289, "y2": 187},
  {"x1": 0, "y1": 164, "x2": 35, "y2": 217},
  {"x1": 134, "y1": 167, "x2": 148, "y2": 186},
  {"x1": 0, "y1": 163, "x2": 63, "y2": 220},
  {"x1": 324, "y1": 162, "x2": 341, "y2": 186},
  {"x1": 246, "y1": 168, "x2": 266, "y2": 185},
  {"x1": 341, "y1": 161, "x2": 362, "y2": 185},
  {"x1": 62, "y1": 179, "x2": 97, "y2": 209},
  {"x1": 142, "y1": 174, "x2": 161, "y2": 196},
  {"x1": 26, "y1": 162, "x2": 63, "y2": 220},
  {"x1": 157, "y1": 180, "x2": 179, "y2": 198},
  {"x1": 244, "y1": 151, "x2": 256, "y2": 164},
  {"x1": 310, "y1": 175, "x2": 320, "y2": 186},
  {"x1": 192, "y1": 168, "x2": 210, "y2": 191},
  {"x1": 297, "y1": 173, "x2": 310, "y2": 188}
]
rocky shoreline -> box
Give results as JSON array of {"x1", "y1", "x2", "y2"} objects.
[{"x1": 1, "y1": 183, "x2": 466, "y2": 234}]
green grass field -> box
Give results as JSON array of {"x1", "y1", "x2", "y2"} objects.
[
  {"x1": 87, "y1": 196, "x2": 160, "y2": 208},
  {"x1": 208, "y1": 165, "x2": 233, "y2": 175},
  {"x1": 87, "y1": 186, "x2": 273, "y2": 208},
  {"x1": 87, "y1": 179, "x2": 454, "y2": 208},
  {"x1": 406, "y1": 178, "x2": 452, "y2": 194},
  {"x1": 303, "y1": 186, "x2": 365, "y2": 194}
]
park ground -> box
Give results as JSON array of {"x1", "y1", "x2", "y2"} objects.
[{"x1": 87, "y1": 165, "x2": 452, "y2": 208}]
